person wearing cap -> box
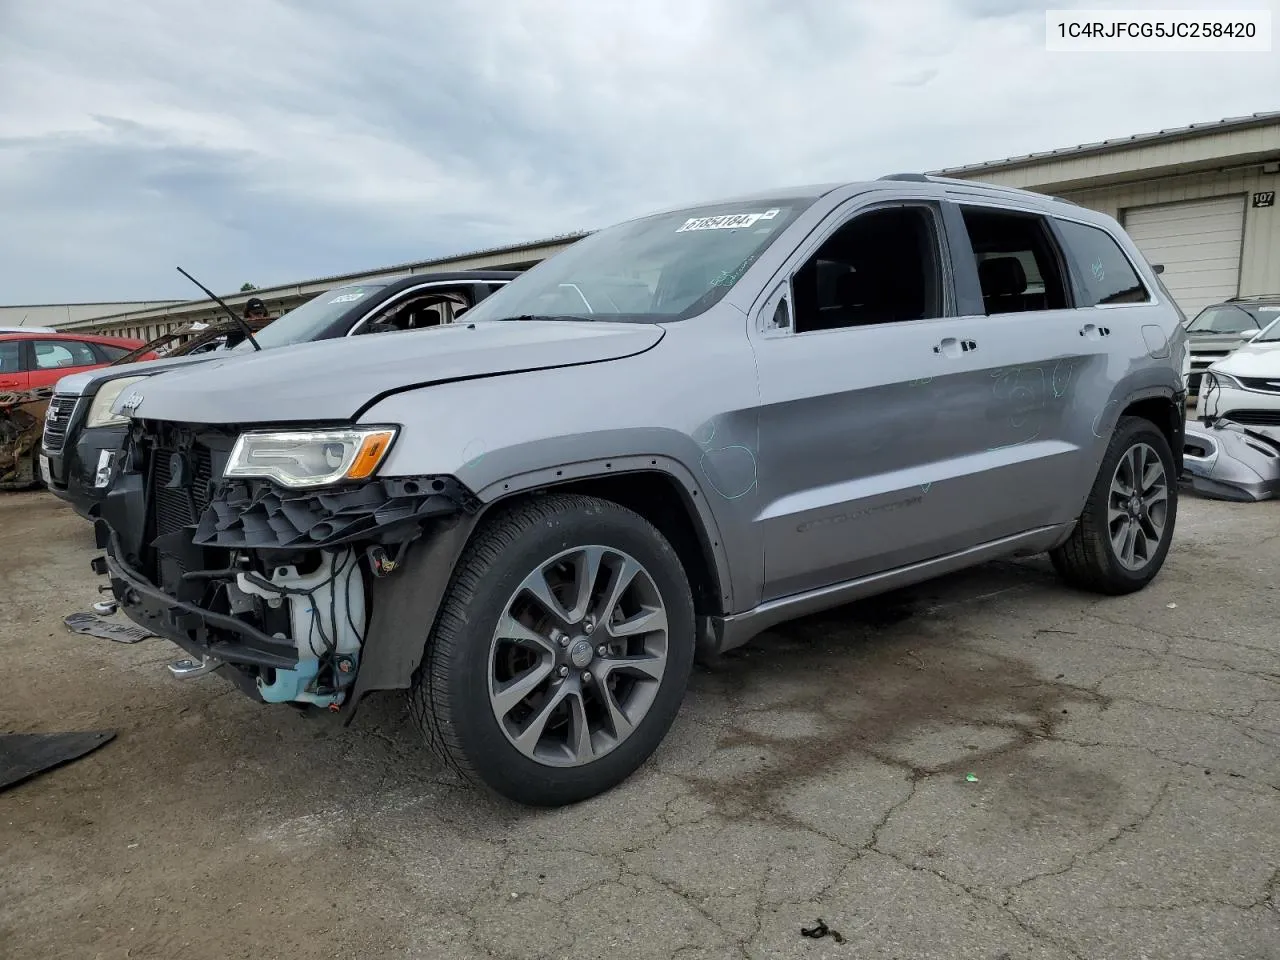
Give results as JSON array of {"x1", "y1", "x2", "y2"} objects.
[{"x1": 243, "y1": 297, "x2": 269, "y2": 322}]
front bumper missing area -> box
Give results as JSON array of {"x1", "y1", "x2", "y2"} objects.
[{"x1": 104, "y1": 535, "x2": 299, "y2": 694}]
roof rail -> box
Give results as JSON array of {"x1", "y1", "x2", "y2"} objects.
[
  {"x1": 1226, "y1": 293, "x2": 1280, "y2": 302},
  {"x1": 878, "y1": 173, "x2": 932, "y2": 182},
  {"x1": 929, "y1": 175, "x2": 1081, "y2": 207}
]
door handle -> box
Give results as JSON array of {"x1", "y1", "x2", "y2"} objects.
[
  {"x1": 932, "y1": 337, "x2": 978, "y2": 358},
  {"x1": 1079, "y1": 323, "x2": 1111, "y2": 339}
]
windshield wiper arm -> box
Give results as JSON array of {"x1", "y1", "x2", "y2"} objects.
[{"x1": 175, "y1": 266, "x2": 263, "y2": 352}]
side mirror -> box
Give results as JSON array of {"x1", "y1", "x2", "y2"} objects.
[{"x1": 1242, "y1": 330, "x2": 1261, "y2": 342}]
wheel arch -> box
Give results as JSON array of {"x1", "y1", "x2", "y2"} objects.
[
  {"x1": 1116, "y1": 388, "x2": 1185, "y2": 477},
  {"x1": 345, "y1": 458, "x2": 734, "y2": 722},
  {"x1": 473, "y1": 456, "x2": 733, "y2": 620}
]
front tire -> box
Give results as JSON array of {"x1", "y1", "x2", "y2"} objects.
[
  {"x1": 409, "y1": 494, "x2": 696, "y2": 806},
  {"x1": 1050, "y1": 415, "x2": 1177, "y2": 595}
]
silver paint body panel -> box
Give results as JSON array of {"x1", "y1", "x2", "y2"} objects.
[{"x1": 115, "y1": 180, "x2": 1187, "y2": 649}]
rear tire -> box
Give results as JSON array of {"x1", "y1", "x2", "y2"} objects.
[
  {"x1": 408, "y1": 494, "x2": 696, "y2": 807},
  {"x1": 1050, "y1": 415, "x2": 1177, "y2": 595}
]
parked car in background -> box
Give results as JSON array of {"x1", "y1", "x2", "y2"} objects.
[
  {"x1": 1182, "y1": 295, "x2": 1280, "y2": 397},
  {"x1": 93, "y1": 176, "x2": 1186, "y2": 806},
  {"x1": 1196, "y1": 314, "x2": 1280, "y2": 433},
  {"x1": 1, "y1": 331, "x2": 156, "y2": 490},
  {"x1": 42, "y1": 271, "x2": 517, "y2": 518},
  {"x1": 0, "y1": 330, "x2": 155, "y2": 393}
]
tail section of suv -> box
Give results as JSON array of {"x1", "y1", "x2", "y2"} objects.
[{"x1": 92, "y1": 177, "x2": 1186, "y2": 806}]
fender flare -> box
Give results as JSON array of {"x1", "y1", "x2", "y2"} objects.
[
  {"x1": 1085, "y1": 383, "x2": 1186, "y2": 491},
  {"x1": 345, "y1": 455, "x2": 735, "y2": 722}
]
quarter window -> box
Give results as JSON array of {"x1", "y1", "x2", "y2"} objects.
[
  {"x1": 959, "y1": 207, "x2": 1070, "y2": 315},
  {"x1": 791, "y1": 206, "x2": 944, "y2": 333},
  {"x1": 32, "y1": 340, "x2": 98, "y2": 370},
  {"x1": 1054, "y1": 219, "x2": 1150, "y2": 306},
  {"x1": 95, "y1": 344, "x2": 134, "y2": 361}
]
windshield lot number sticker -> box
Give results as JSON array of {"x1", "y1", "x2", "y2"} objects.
[
  {"x1": 678, "y1": 209, "x2": 780, "y2": 232},
  {"x1": 329, "y1": 289, "x2": 366, "y2": 303}
]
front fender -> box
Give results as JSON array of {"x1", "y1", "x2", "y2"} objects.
[{"x1": 358, "y1": 321, "x2": 765, "y2": 614}]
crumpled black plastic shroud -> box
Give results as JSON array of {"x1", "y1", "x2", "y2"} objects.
[{"x1": 192, "y1": 475, "x2": 478, "y2": 549}]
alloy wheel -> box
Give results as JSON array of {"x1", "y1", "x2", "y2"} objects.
[
  {"x1": 487, "y1": 545, "x2": 669, "y2": 767},
  {"x1": 1107, "y1": 442, "x2": 1168, "y2": 571}
]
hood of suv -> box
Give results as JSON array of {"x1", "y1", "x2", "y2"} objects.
[
  {"x1": 1187, "y1": 329, "x2": 1260, "y2": 353},
  {"x1": 113, "y1": 320, "x2": 666, "y2": 424},
  {"x1": 55, "y1": 351, "x2": 225, "y2": 398}
]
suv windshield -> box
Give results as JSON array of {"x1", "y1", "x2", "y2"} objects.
[
  {"x1": 1253, "y1": 315, "x2": 1280, "y2": 343},
  {"x1": 231, "y1": 283, "x2": 389, "y2": 352},
  {"x1": 461, "y1": 199, "x2": 814, "y2": 324},
  {"x1": 1186, "y1": 303, "x2": 1267, "y2": 334}
]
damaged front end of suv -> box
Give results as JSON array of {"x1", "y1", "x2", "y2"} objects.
[{"x1": 97, "y1": 417, "x2": 480, "y2": 712}]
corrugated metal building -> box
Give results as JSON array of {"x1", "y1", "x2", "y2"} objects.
[
  {"x1": 0, "y1": 301, "x2": 183, "y2": 329},
  {"x1": 931, "y1": 112, "x2": 1280, "y2": 318}
]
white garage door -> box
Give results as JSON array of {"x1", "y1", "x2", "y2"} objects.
[{"x1": 1122, "y1": 195, "x2": 1245, "y2": 318}]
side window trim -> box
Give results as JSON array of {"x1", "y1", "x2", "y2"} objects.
[
  {"x1": 1048, "y1": 214, "x2": 1158, "y2": 310},
  {"x1": 751, "y1": 197, "x2": 956, "y2": 338},
  {"x1": 939, "y1": 200, "x2": 986, "y2": 317}
]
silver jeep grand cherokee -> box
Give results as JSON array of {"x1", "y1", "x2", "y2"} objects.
[{"x1": 95, "y1": 174, "x2": 1187, "y2": 806}]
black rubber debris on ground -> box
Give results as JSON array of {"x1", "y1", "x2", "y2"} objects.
[
  {"x1": 800, "y1": 918, "x2": 845, "y2": 943},
  {"x1": 64, "y1": 612, "x2": 153, "y2": 644},
  {"x1": 0, "y1": 731, "x2": 117, "y2": 792}
]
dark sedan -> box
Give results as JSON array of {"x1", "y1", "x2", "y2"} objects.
[{"x1": 43, "y1": 270, "x2": 517, "y2": 519}]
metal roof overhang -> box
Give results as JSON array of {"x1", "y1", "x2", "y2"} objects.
[{"x1": 931, "y1": 112, "x2": 1280, "y2": 193}]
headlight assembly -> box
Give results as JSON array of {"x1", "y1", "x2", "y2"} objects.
[
  {"x1": 1204, "y1": 369, "x2": 1244, "y2": 391},
  {"x1": 224, "y1": 426, "x2": 398, "y2": 488},
  {"x1": 87, "y1": 376, "x2": 150, "y2": 429}
]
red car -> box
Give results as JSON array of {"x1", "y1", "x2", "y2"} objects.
[{"x1": 0, "y1": 331, "x2": 157, "y2": 393}]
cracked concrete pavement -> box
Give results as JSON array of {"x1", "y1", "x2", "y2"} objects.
[{"x1": 1, "y1": 489, "x2": 1277, "y2": 960}]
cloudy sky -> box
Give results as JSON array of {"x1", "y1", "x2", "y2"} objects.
[{"x1": 1, "y1": 0, "x2": 1276, "y2": 303}]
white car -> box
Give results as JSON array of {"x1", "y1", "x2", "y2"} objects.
[{"x1": 1197, "y1": 316, "x2": 1280, "y2": 433}]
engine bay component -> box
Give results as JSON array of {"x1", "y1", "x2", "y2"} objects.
[
  {"x1": 1182, "y1": 418, "x2": 1280, "y2": 502},
  {"x1": 232, "y1": 547, "x2": 367, "y2": 708}
]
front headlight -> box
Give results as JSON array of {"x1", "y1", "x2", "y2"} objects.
[
  {"x1": 87, "y1": 375, "x2": 150, "y2": 429},
  {"x1": 1204, "y1": 369, "x2": 1244, "y2": 391},
  {"x1": 224, "y1": 426, "x2": 398, "y2": 488}
]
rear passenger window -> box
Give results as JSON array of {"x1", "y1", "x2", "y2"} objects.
[
  {"x1": 1054, "y1": 219, "x2": 1150, "y2": 306},
  {"x1": 32, "y1": 340, "x2": 98, "y2": 369},
  {"x1": 960, "y1": 207, "x2": 1070, "y2": 315}
]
